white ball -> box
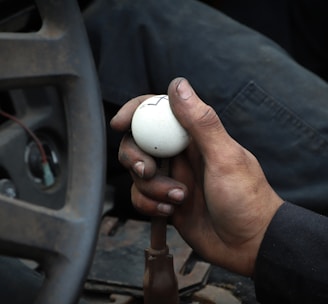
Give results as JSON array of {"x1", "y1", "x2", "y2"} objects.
[{"x1": 131, "y1": 95, "x2": 189, "y2": 158}]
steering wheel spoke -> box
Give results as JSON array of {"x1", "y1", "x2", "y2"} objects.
[
  {"x1": 0, "y1": 32, "x2": 75, "y2": 86},
  {"x1": 0, "y1": 0, "x2": 90, "y2": 88},
  {"x1": 0, "y1": 194, "x2": 79, "y2": 261}
]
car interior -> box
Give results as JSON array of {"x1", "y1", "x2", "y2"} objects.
[{"x1": 0, "y1": 1, "x2": 258, "y2": 303}]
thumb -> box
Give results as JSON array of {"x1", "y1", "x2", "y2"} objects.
[{"x1": 168, "y1": 77, "x2": 232, "y2": 160}]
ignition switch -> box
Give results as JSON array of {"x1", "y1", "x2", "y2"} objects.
[{"x1": 25, "y1": 139, "x2": 59, "y2": 187}]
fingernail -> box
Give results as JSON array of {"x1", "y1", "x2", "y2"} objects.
[
  {"x1": 109, "y1": 113, "x2": 119, "y2": 125},
  {"x1": 157, "y1": 203, "x2": 174, "y2": 215},
  {"x1": 168, "y1": 188, "x2": 185, "y2": 202},
  {"x1": 133, "y1": 161, "x2": 145, "y2": 178},
  {"x1": 176, "y1": 78, "x2": 193, "y2": 100}
]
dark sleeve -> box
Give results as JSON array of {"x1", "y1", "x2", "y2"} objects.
[{"x1": 254, "y1": 202, "x2": 328, "y2": 304}]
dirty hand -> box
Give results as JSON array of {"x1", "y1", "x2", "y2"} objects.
[{"x1": 110, "y1": 77, "x2": 283, "y2": 276}]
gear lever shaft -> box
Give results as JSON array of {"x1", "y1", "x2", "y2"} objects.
[{"x1": 131, "y1": 95, "x2": 189, "y2": 304}]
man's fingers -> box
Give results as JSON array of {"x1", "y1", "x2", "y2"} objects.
[
  {"x1": 131, "y1": 174, "x2": 187, "y2": 216},
  {"x1": 118, "y1": 133, "x2": 157, "y2": 179},
  {"x1": 131, "y1": 184, "x2": 176, "y2": 216},
  {"x1": 110, "y1": 94, "x2": 153, "y2": 131}
]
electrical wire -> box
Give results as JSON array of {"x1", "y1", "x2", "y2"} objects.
[
  {"x1": 0, "y1": 109, "x2": 48, "y2": 164},
  {"x1": 0, "y1": 108, "x2": 55, "y2": 187}
]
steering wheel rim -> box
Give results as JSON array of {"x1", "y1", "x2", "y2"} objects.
[{"x1": 0, "y1": 1, "x2": 106, "y2": 303}]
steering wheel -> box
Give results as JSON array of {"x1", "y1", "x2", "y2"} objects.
[{"x1": 0, "y1": 1, "x2": 105, "y2": 303}]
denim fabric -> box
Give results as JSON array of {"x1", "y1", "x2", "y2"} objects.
[
  {"x1": 84, "y1": 0, "x2": 328, "y2": 212},
  {"x1": 221, "y1": 82, "x2": 328, "y2": 214}
]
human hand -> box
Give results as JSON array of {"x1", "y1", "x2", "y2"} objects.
[{"x1": 110, "y1": 77, "x2": 283, "y2": 276}]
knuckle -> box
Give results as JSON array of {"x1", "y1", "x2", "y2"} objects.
[
  {"x1": 196, "y1": 105, "x2": 223, "y2": 131},
  {"x1": 131, "y1": 185, "x2": 143, "y2": 209}
]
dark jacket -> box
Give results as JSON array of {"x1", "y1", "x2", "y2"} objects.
[{"x1": 255, "y1": 202, "x2": 328, "y2": 303}]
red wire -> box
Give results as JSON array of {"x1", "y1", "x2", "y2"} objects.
[{"x1": 0, "y1": 109, "x2": 48, "y2": 164}]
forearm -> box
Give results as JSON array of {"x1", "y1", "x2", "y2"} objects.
[{"x1": 254, "y1": 202, "x2": 328, "y2": 303}]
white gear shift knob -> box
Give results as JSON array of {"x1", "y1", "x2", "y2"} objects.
[{"x1": 131, "y1": 95, "x2": 189, "y2": 158}]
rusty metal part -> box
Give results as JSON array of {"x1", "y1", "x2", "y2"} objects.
[
  {"x1": 109, "y1": 294, "x2": 135, "y2": 304},
  {"x1": 150, "y1": 216, "x2": 168, "y2": 250},
  {"x1": 143, "y1": 158, "x2": 179, "y2": 303},
  {"x1": 82, "y1": 293, "x2": 135, "y2": 304},
  {"x1": 143, "y1": 244, "x2": 179, "y2": 304},
  {"x1": 143, "y1": 215, "x2": 179, "y2": 304},
  {"x1": 86, "y1": 217, "x2": 211, "y2": 298},
  {"x1": 192, "y1": 285, "x2": 241, "y2": 304}
]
